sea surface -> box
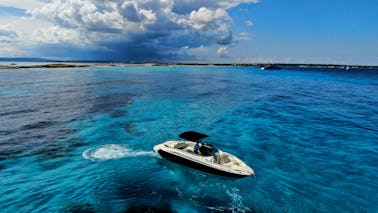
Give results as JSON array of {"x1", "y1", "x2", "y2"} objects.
[{"x1": 0, "y1": 66, "x2": 377, "y2": 212}]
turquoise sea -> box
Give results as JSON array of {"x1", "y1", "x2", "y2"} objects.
[{"x1": 0, "y1": 66, "x2": 377, "y2": 212}]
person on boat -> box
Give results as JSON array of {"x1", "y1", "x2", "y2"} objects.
[
  {"x1": 194, "y1": 141, "x2": 201, "y2": 154},
  {"x1": 214, "y1": 151, "x2": 221, "y2": 164}
]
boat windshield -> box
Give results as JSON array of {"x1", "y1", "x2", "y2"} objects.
[{"x1": 199, "y1": 143, "x2": 218, "y2": 156}]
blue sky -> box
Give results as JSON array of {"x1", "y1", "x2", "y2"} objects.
[{"x1": 0, "y1": 0, "x2": 377, "y2": 65}]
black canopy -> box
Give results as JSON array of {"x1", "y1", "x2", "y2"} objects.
[{"x1": 179, "y1": 131, "x2": 209, "y2": 142}]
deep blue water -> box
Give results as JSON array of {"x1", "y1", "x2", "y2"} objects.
[{"x1": 0, "y1": 66, "x2": 377, "y2": 212}]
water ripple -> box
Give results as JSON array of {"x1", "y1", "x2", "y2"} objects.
[{"x1": 0, "y1": 67, "x2": 377, "y2": 212}]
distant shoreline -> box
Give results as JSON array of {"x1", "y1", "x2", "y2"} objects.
[
  {"x1": 1, "y1": 62, "x2": 377, "y2": 70},
  {"x1": 0, "y1": 63, "x2": 89, "y2": 69}
]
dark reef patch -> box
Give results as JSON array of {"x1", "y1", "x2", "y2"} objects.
[
  {"x1": 90, "y1": 93, "x2": 138, "y2": 114},
  {"x1": 115, "y1": 173, "x2": 178, "y2": 205},
  {"x1": 123, "y1": 122, "x2": 144, "y2": 136},
  {"x1": 124, "y1": 203, "x2": 174, "y2": 213},
  {"x1": 110, "y1": 109, "x2": 129, "y2": 118},
  {"x1": 0, "y1": 145, "x2": 24, "y2": 161},
  {"x1": 0, "y1": 130, "x2": 15, "y2": 136},
  {"x1": 0, "y1": 109, "x2": 38, "y2": 117},
  {"x1": 0, "y1": 128, "x2": 82, "y2": 162},
  {"x1": 64, "y1": 203, "x2": 95, "y2": 213},
  {"x1": 21, "y1": 121, "x2": 57, "y2": 130},
  {"x1": 31, "y1": 137, "x2": 85, "y2": 160}
]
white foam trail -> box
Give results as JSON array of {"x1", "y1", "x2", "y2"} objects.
[{"x1": 82, "y1": 144, "x2": 155, "y2": 161}]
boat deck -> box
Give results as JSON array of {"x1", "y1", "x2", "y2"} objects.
[{"x1": 164, "y1": 141, "x2": 250, "y2": 171}]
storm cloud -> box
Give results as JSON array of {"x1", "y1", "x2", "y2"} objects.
[{"x1": 1, "y1": 0, "x2": 259, "y2": 61}]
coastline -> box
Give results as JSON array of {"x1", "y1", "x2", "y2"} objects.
[
  {"x1": 1, "y1": 62, "x2": 377, "y2": 70},
  {"x1": 0, "y1": 63, "x2": 90, "y2": 69}
]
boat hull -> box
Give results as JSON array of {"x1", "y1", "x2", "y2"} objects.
[{"x1": 157, "y1": 149, "x2": 249, "y2": 178}]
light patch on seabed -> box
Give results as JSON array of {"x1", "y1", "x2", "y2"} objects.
[
  {"x1": 82, "y1": 144, "x2": 156, "y2": 161},
  {"x1": 226, "y1": 187, "x2": 250, "y2": 212}
]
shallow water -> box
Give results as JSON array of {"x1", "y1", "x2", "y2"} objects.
[{"x1": 0, "y1": 66, "x2": 377, "y2": 212}]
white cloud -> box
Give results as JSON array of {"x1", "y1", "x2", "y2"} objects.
[
  {"x1": 217, "y1": 0, "x2": 259, "y2": 8},
  {"x1": 0, "y1": 0, "x2": 44, "y2": 11},
  {"x1": 0, "y1": 26, "x2": 27, "y2": 56},
  {"x1": 0, "y1": 0, "x2": 260, "y2": 60},
  {"x1": 216, "y1": 46, "x2": 228, "y2": 55},
  {"x1": 246, "y1": 20, "x2": 253, "y2": 27},
  {"x1": 235, "y1": 32, "x2": 251, "y2": 41},
  {"x1": 172, "y1": 0, "x2": 259, "y2": 13},
  {"x1": 29, "y1": 0, "x2": 240, "y2": 50},
  {"x1": 192, "y1": 45, "x2": 207, "y2": 51},
  {"x1": 32, "y1": 0, "x2": 125, "y2": 32},
  {"x1": 30, "y1": 0, "x2": 259, "y2": 37},
  {"x1": 0, "y1": 29, "x2": 18, "y2": 42},
  {"x1": 184, "y1": 7, "x2": 230, "y2": 30},
  {"x1": 0, "y1": 17, "x2": 21, "y2": 26},
  {"x1": 30, "y1": 26, "x2": 91, "y2": 45},
  {"x1": 0, "y1": 45, "x2": 24, "y2": 56}
]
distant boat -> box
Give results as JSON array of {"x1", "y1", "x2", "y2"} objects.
[
  {"x1": 261, "y1": 65, "x2": 281, "y2": 70},
  {"x1": 154, "y1": 131, "x2": 255, "y2": 178}
]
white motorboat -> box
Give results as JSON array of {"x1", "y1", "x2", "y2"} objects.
[
  {"x1": 154, "y1": 131, "x2": 255, "y2": 178},
  {"x1": 261, "y1": 64, "x2": 281, "y2": 70}
]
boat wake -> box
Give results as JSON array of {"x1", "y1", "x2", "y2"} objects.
[{"x1": 82, "y1": 144, "x2": 155, "y2": 161}]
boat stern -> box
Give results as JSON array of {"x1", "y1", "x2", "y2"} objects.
[
  {"x1": 153, "y1": 141, "x2": 178, "y2": 154},
  {"x1": 153, "y1": 143, "x2": 166, "y2": 154}
]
